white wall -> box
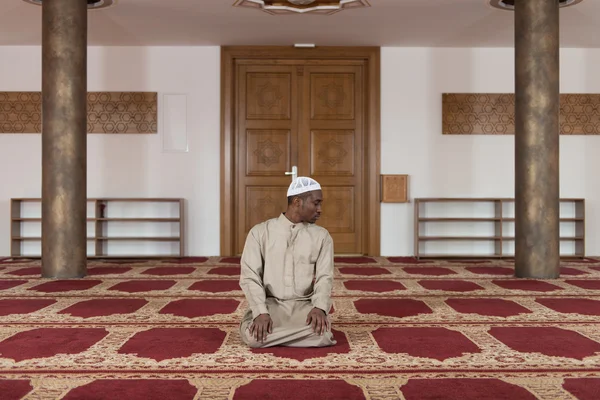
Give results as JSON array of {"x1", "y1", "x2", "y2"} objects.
[
  {"x1": 1, "y1": 46, "x2": 599, "y2": 257},
  {"x1": 381, "y1": 47, "x2": 600, "y2": 256},
  {"x1": 0, "y1": 46, "x2": 221, "y2": 256}
]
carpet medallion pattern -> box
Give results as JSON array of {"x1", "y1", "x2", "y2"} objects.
[{"x1": 0, "y1": 256, "x2": 600, "y2": 399}]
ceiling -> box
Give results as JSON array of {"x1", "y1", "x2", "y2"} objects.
[{"x1": 1, "y1": 0, "x2": 600, "y2": 47}]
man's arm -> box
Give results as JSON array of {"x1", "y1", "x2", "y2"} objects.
[
  {"x1": 239, "y1": 228, "x2": 269, "y2": 319},
  {"x1": 310, "y1": 233, "x2": 334, "y2": 315}
]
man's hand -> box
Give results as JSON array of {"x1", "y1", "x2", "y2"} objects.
[
  {"x1": 249, "y1": 314, "x2": 272, "y2": 343},
  {"x1": 306, "y1": 307, "x2": 329, "y2": 335}
]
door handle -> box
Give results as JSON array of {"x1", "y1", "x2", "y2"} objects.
[{"x1": 285, "y1": 165, "x2": 298, "y2": 182}]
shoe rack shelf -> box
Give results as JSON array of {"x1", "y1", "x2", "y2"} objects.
[
  {"x1": 10, "y1": 198, "x2": 184, "y2": 259},
  {"x1": 414, "y1": 197, "x2": 585, "y2": 259}
]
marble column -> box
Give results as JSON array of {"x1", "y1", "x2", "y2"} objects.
[
  {"x1": 41, "y1": 0, "x2": 88, "y2": 278},
  {"x1": 514, "y1": 0, "x2": 560, "y2": 278}
]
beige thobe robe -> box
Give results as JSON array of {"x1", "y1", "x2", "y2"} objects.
[{"x1": 239, "y1": 213, "x2": 336, "y2": 348}]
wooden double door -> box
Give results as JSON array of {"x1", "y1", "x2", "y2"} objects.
[{"x1": 221, "y1": 47, "x2": 381, "y2": 256}]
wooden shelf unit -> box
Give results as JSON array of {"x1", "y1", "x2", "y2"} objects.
[
  {"x1": 10, "y1": 198, "x2": 184, "y2": 259},
  {"x1": 414, "y1": 198, "x2": 585, "y2": 259}
]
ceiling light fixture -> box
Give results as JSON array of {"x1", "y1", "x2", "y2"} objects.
[
  {"x1": 21, "y1": 0, "x2": 117, "y2": 10},
  {"x1": 233, "y1": 0, "x2": 370, "y2": 15},
  {"x1": 489, "y1": 0, "x2": 584, "y2": 11}
]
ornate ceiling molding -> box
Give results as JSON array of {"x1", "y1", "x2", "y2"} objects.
[{"x1": 233, "y1": 0, "x2": 370, "y2": 15}]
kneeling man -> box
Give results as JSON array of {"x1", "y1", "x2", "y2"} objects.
[{"x1": 239, "y1": 177, "x2": 336, "y2": 348}]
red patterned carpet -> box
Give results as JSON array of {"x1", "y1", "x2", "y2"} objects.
[{"x1": 1, "y1": 256, "x2": 600, "y2": 399}]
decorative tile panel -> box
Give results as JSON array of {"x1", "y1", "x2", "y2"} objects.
[
  {"x1": 311, "y1": 73, "x2": 355, "y2": 120},
  {"x1": 245, "y1": 187, "x2": 288, "y2": 232},
  {"x1": 319, "y1": 186, "x2": 355, "y2": 233},
  {"x1": 0, "y1": 92, "x2": 157, "y2": 134},
  {"x1": 442, "y1": 93, "x2": 600, "y2": 135},
  {"x1": 246, "y1": 73, "x2": 291, "y2": 120},
  {"x1": 311, "y1": 130, "x2": 355, "y2": 176},
  {"x1": 246, "y1": 130, "x2": 290, "y2": 176}
]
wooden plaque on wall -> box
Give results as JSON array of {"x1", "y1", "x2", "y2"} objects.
[
  {"x1": 381, "y1": 174, "x2": 408, "y2": 203},
  {"x1": 0, "y1": 91, "x2": 157, "y2": 134},
  {"x1": 442, "y1": 93, "x2": 600, "y2": 135}
]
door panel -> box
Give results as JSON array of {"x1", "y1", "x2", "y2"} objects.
[
  {"x1": 246, "y1": 129, "x2": 291, "y2": 176},
  {"x1": 318, "y1": 185, "x2": 355, "y2": 231},
  {"x1": 246, "y1": 72, "x2": 292, "y2": 120},
  {"x1": 310, "y1": 130, "x2": 355, "y2": 176},
  {"x1": 222, "y1": 47, "x2": 380, "y2": 258},
  {"x1": 300, "y1": 65, "x2": 364, "y2": 254},
  {"x1": 234, "y1": 62, "x2": 366, "y2": 255},
  {"x1": 236, "y1": 65, "x2": 298, "y2": 253},
  {"x1": 245, "y1": 186, "x2": 289, "y2": 234},
  {"x1": 310, "y1": 73, "x2": 356, "y2": 120}
]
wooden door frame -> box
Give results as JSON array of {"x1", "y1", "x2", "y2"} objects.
[{"x1": 220, "y1": 45, "x2": 381, "y2": 256}]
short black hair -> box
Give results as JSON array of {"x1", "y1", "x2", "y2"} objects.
[{"x1": 287, "y1": 191, "x2": 313, "y2": 205}]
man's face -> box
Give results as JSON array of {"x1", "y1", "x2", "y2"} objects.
[{"x1": 299, "y1": 190, "x2": 323, "y2": 223}]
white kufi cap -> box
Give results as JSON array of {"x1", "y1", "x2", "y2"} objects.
[{"x1": 287, "y1": 176, "x2": 322, "y2": 197}]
